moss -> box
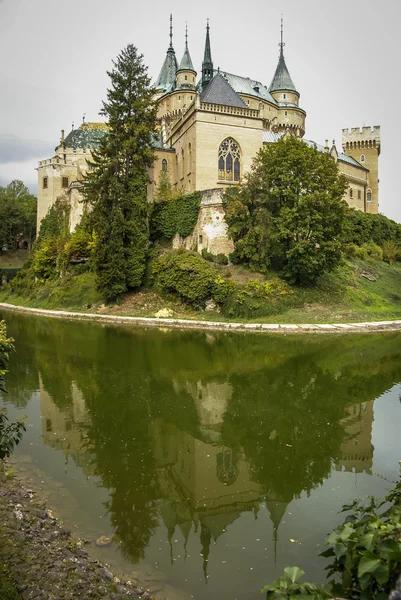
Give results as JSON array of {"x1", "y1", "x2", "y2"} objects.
[{"x1": 0, "y1": 563, "x2": 21, "y2": 600}]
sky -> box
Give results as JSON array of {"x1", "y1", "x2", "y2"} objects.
[{"x1": 0, "y1": 0, "x2": 400, "y2": 222}]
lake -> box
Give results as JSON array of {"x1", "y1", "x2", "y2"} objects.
[{"x1": 1, "y1": 310, "x2": 401, "y2": 600}]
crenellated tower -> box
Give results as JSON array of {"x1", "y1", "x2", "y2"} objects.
[{"x1": 342, "y1": 126, "x2": 381, "y2": 213}]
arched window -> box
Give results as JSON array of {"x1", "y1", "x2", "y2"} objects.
[
  {"x1": 360, "y1": 154, "x2": 365, "y2": 163},
  {"x1": 161, "y1": 159, "x2": 167, "y2": 171},
  {"x1": 367, "y1": 189, "x2": 372, "y2": 202},
  {"x1": 218, "y1": 138, "x2": 241, "y2": 182}
]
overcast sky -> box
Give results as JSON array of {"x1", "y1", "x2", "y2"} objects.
[{"x1": 0, "y1": 0, "x2": 399, "y2": 222}]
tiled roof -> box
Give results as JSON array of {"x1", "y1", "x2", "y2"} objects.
[
  {"x1": 262, "y1": 130, "x2": 284, "y2": 143},
  {"x1": 303, "y1": 139, "x2": 369, "y2": 170},
  {"x1": 155, "y1": 47, "x2": 178, "y2": 91},
  {"x1": 220, "y1": 71, "x2": 277, "y2": 105},
  {"x1": 200, "y1": 72, "x2": 247, "y2": 108},
  {"x1": 268, "y1": 53, "x2": 298, "y2": 93},
  {"x1": 64, "y1": 123, "x2": 107, "y2": 149}
]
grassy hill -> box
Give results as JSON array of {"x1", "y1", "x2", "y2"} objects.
[{"x1": 1, "y1": 255, "x2": 401, "y2": 324}]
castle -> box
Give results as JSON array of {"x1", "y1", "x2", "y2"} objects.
[{"x1": 36, "y1": 18, "x2": 381, "y2": 255}]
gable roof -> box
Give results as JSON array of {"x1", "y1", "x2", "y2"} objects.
[
  {"x1": 200, "y1": 72, "x2": 247, "y2": 108},
  {"x1": 268, "y1": 53, "x2": 298, "y2": 94},
  {"x1": 221, "y1": 71, "x2": 277, "y2": 105}
]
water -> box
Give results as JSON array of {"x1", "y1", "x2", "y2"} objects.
[{"x1": 1, "y1": 311, "x2": 401, "y2": 600}]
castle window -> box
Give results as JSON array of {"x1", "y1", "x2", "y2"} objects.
[
  {"x1": 367, "y1": 189, "x2": 372, "y2": 202},
  {"x1": 181, "y1": 149, "x2": 184, "y2": 179},
  {"x1": 285, "y1": 111, "x2": 288, "y2": 116},
  {"x1": 358, "y1": 190, "x2": 361, "y2": 200},
  {"x1": 218, "y1": 137, "x2": 241, "y2": 182},
  {"x1": 43, "y1": 177, "x2": 48, "y2": 189},
  {"x1": 360, "y1": 154, "x2": 365, "y2": 163},
  {"x1": 161, "y1": 159, "x2": 168, "y2": 171},
  {"x1": 88, "y1": 164, "x2": 94, "y2": 172},
  {"x1": 62, "y1": 177, "x2": 69, "y2": 189},
  {"x1": 199, "y1": 235, "x2": 203, "y2": 245},
  {"x1": 349, "y1": 188, "x2": 353, "y2": 199},
  {"x1": 283, "y1": 93, "x2": 286, "y2": 99},
  {"x1": 185, "y1": 75, "x2": 187, "y2": 80}
]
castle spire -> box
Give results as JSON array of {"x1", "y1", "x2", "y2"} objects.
[
  {"x1": 178, "y1": 23, "x2": 195, "y2": 73},
  {"x1": 202, "y1": 19, "x2": 214, "y2": 87},
  {"x1": 268, "y1": 17, "x2": 298, "y2": 95},
  {"x1": 155, "y1": 14, "x2": 178, "y2": 92}
]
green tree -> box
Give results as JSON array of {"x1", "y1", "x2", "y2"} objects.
[
  {"x1": 84, "y1": 45, "x2": 157, "y2": 301},
  {"x1": 223, "y1": 136, "x2": 348, "y2": 284},
  {"x1": 154, "y1": 169, "x2": 175, "y2": 203},
  {"x1": 0, "y1": 180, "x2": 37, "y2": 251}
]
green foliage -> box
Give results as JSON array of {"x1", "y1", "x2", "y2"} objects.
[
  {"x1": 153, "y1": 250, "x2": 229, "y2": 307},
  {"x1": 261, "y1": 566, "x2": 330, "y2": 599},
  {"x1": 150, "y1": 192, "x2": 201, "y2": 240},
  {"x1": 0, "y1": 563, "x2": 20, "y2": 600},
  {"x1": 84, "y1": 44, "x2": 157, "y2": 302},
  {"x1": 0, "y1": 320, "x2": 14, "y2": 394},
  {"x1": 36, "y1": 199, "x2": 70, "y2": 243},
  {"x1": 0, "y1": 268, "x2": 20, "y2": 284},
  {"x1": 382, "y1": 240, "x2": 399, "y2": 264},
  {"x1": 221, "y1": 278, "x2": 291, "y2": 318},
  {"x1": 223, "y1": 136, "x2": 348, "y2": 285},
  {"x1": 345, "y1": 242, "x2": 383, "y2": 261},
  {"x1": 0, "y1": 180, "x2": 37, "y2": 251},
  {"x1": 154, "y1": 169, "x2": 176, "y2": 203},
  {"x1": 262, "y1": 472, "x2": 401, "y2": 599},
  {"x1": 344, "y1": 210, "x2": 401, "y2": 247},
  {"x1": 0, "y1": 321, "x2": 25, "y2": 459},
  {"x1": 201, "y1": 248, "x2": 229, "y2": 265}
]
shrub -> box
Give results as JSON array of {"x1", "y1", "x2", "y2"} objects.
[
  {"x1": 153, "y1": 250, "x2": 223, "y2": 307},
  {"x1": 365, "y1": 241, "x2": 383, "y2": 261},
  {"x1": 202, "y1": 249, "x2": 229, "y2": 265},
  {"x1": 150, "y1": 192, "x2": 201, "y2": 240},
  {"x1": 221, "y1": 278, "x2": 291, "y2": 318},
  {"x1": 344, "y1": 209, "x2": 401, "y2": 247},
  {"x1": 382, "y1": 240, "x2": 399, "y2": 264}
]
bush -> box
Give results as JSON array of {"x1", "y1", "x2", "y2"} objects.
[
  {"x1": 345, "y1": 242, "x2": 383, "y2": 261},
  {"x1": 150, "y1": 192, "x2": 201, "y2": 240},
  {"x1": 344, "y1": 209, "x2": 401, "y2": 247},
  {"x1": 201, "y1": 249, "x2": 229, "y2": 265},
  {"x1": 153, "y1": 251, "x2": 224, "y2": 307},
  {"x1": 221, "y1": 279, "x2": 291, "y2": 318},
  {"x1": 365, "y1": 241, "x2": 383, "y2": 261},
  {"x1": 382, "y1": 240, "x2": 399, "y2": 264}
]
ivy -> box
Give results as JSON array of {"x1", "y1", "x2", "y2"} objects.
[{"x1": 150, "y1": 191, "x2": 201, "y2": 240}]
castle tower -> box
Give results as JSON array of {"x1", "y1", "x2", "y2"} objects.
[
  {"x1": 342, "y1": 126, "x2": 381, "y2": 214},
  {"x1": 268, "y1": 18, "x2": 300, "y2": 107},
  {"x1": 201, "y1": 20, "x2": 213, "y2": 88},
  {"x1": 155, "y1": 14, "x2": 178, "y2": 94},
  {"x1": 176, "y1": 24, "x2": 197, "y2": 90}
]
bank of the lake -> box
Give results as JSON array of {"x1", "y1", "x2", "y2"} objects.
[
  {"x1": 1, "y1": 302, "x2": 401, "y2": 334},
  {"x1": 0, "y1": 462, "x2": 149, "y2": 600}
]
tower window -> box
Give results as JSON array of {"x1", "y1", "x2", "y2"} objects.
[
  {"x1": 161, "y1": 159, "x2": 168, "y2": 171},
  {"x1": 43, "y1": 177, "x2": 48, "y2": 189},
  {"x1": 367, "y1": 189, "x2": 372, "y2": 202},
  {"x1": 185, "y1": 75, "x2": 187, "y2": 80},
  {"x1": 358, "y1": 190, "x2": 361, "y2": 200},
  {"x1": 62, "y1": 177, "x2": 69, "y2": 189},
  {"x1": 349, "y1": 188, "x2": 353, "y2": 199},
  {"x1": 360, "y1": 154, "x2": 365, "y2": 163},
  {"x1": 218, "y1": 137, "x2": 241, "y2": 182},
  {"x1": 283, "y1": 93, "x2": 286, "y2": 99}
]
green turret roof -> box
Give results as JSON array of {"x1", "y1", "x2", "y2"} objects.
[
  {"x1": 268, "y1": 51, "x2": 298, "y2": 94},
  {"x1": 177, "y1": 26, "x2": 195, "y2": 73},
  {"x1": 155, "y1": 15, "x2": 178, "y2": 91}
]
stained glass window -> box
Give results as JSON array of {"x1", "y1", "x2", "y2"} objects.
[{"x1": 218, "y1": 138, "x2": 241, "y2": 182}]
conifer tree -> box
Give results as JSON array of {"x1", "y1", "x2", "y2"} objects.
[{"x1": 84, "y1": 45, "x2": 157, "y2": 301}]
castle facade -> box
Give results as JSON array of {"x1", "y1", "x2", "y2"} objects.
[{"x1": 36, "y1": 18, "x2": 381, "y2": 254}]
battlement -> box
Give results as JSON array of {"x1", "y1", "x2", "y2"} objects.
[{"x1": 342, "y1": 126, "x2": 380, "y2": 143}]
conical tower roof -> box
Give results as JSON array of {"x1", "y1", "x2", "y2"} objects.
[
  {"x1": 155, "y1": 15, "x2": 178, "y2": 91},
  {"x1": 177, "y1": 25, "x2": 195, "y2": 72},
  {"x1": 268, "y1": 18, "x2": 298, "y2": 94}
]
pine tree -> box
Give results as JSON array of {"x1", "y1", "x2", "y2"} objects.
[
  {"x1": 84, "y1": 45, "x2": 157, "y2": 301},
  {"x1": 154, "y1": 169, "x2": 175, "y2": 203}
]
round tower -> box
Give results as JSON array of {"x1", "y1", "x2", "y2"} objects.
[
  {"x1": 342, "y1": 126, "x2": 381, "y2": 214},
  {"x1": 176, "y1": 25, "x2": 197, "y2": 90}
]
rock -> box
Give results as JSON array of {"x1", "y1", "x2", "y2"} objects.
[
  {"x1": 99, "y1": 568, "x2": 113, "y2": 580},
  {"x1": 96, "y1": 535, "x2": 113, "y2": 547},
  {"x1": 205, "y1": 298, "x2": 219, "y2": 312},
  {"x1": 154, "y1": 308, "x2": 174, "y2": 318}
]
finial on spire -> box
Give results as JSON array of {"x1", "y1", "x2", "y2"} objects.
[
  {"x1": 279, "y1": 14, "x2": 285, "y2": 56},
  {"x1": 207, "y1": 17, "x2": 210, "y2": 31},
  {"x1": 82, "y1": 112, "x2": 86, "y2": 125},
  {"x1": 185, "y1": 22, "x2": 188, "y2": 47},
  {"x1": 169, "y1": 14, "x2": 173, "y2": 48}
]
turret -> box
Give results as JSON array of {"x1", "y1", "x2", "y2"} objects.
[
  {"x1": 176, "y1": 24, "x2": 197, "y2": 90},
  {"x1": 342, "y1": 126, "x2": 381, "y2": 214},
  {"x1": 268, "y1": 18, "x2": 299, "y2": 106},
  {"x1": 201, "y1": 20, "x2": 213, "y2": 88},
  {"x1": 155, "y1": 15, "x2": 178, "y2": 94}
]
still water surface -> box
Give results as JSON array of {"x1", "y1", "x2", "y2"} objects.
[{"x1": 1, "y1": 311, "x2": 401, "y2": 600}]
